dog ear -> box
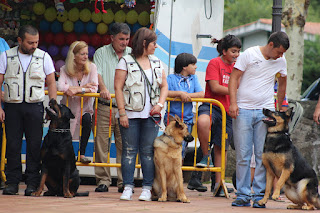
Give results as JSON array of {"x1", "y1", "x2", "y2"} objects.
[
  {"x1": 174, "y1": 114, "x2": 181, "y2": 122},
  {"x1": 67, "y1": 108, "x2": 75, "y2": 119},
  {"x1": 169, "y1": 115, "x2": 175, "y2": 122},
  {"x1": 175, "y1": 120, "x2": 184, "y2": 129}
]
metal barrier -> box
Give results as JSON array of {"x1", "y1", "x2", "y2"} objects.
[{"x1": 0, "y1": 92, "x2": 229, "y2": 198}]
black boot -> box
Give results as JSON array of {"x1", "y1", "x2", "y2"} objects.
[{"x1": 187, "y1": 171, "x2": 207, "y2": 192}]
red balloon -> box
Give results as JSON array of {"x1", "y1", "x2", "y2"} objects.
[
  {"x1": 39, "y1": 32, "x2": 44, "y2": 45},
  {"x1": 79, "y1": 34, "x2": 90, "y2": 45},
  {"x1": 90, "y1": 34, "x2": 101, "y2": 47},
  {"x1": 44, "y1": 32, "x2": 54, "y2": 44},
  {"x1": 128, "y1": 36, "x2": 133, "y2": 47},
  {"x1": 101, "y1": 34, "x2": 111, "y2": 46},
  {"x1": 53, "y1": 33, "x2": 65, "y2": 46},
  {"x1": 66, "y1": 32, "x2": 78, "y2": 46}
]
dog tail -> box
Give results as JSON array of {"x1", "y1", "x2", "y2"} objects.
[{"x1": 75, "y1": 191, "x2": 89, "y2": 196}]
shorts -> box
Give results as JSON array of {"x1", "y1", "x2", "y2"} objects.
[{"x1": 198, "y1": 103, "x2": 232, "y2": 151}]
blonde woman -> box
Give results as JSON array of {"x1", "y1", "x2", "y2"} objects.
[{"x1": 58, "y1": 41, "x2": 98, "y2": 164}]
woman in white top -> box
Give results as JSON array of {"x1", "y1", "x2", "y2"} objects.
[{"x1": 114, "y1": 27, "x2": 168, "y2": 201}]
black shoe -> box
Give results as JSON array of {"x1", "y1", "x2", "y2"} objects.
[
  {"x1": 118, "y1": 186, "x2": 124, "y2": 193},
  {"x1": 25, "y1": 185, "x2": 37, "y2": 196},
  {"x1": 187, "y1": 171, "x2": 207, "y2": 192},
  {"x1": 95, "y1": 184, "x2": 108, "y2": 192},
  {"x1": 3, "y1": 184, "x2": 19, "y2": 195}
]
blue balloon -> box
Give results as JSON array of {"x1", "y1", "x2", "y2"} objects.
[
  {"x1": 88, "y1": 45, "x2": 95, "y2": 58},
  {"x1": 39, "y1": 45, "x2": 47, "y2": 52},
  {"x1": 85, "y1": 21, "x2": 97, "y2": 34},
  {"x1": 51, "y1": 20, "x2": 62, "y2": 34},
  {"x1": 48, "y1": 45, "x2": 59, "y2": 57},
  {"x1": 74, "y1": 21, "x2": 85, "y2": 33},
  {"x1": 61, "y1": 45, "x2": 69, "y2": 58},
  {"x1": 39, "y1": 20, "x2": 51, "y2": 32},
  {"x1": 132, "y1": 23, "x2": 142, "y2": 33}
]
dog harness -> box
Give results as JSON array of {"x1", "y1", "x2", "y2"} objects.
[
  {"x1": 4, "y1": 46, "x2": 46, "y2": 103},
  {"x1": 121, "y1": 54, "x2": 162, "y2": 111}
]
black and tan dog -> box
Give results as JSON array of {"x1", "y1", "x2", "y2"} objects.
[
  {"x1": 152, "y1": 115, "x2": 193, "y2": 203},
  {"x1": 258, "y1": 108, "x2": 320, "y2": 210},
  {"x1": 32, "y1": 99, "x2": 88, "y2": 198}
]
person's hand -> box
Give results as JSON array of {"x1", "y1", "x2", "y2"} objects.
[
  {"x1": 229, "y1": 103, "x2": 239, "y2": 119},
  {"x1": 99, "y1": 88, "x2": 111, "y2": 100},
  {"x1": 64, "y1": 87, "x2": 79, "y2": 96},
  {"x1": 118, "y1": 109, "x2": 129, "y2": 128},
  {"x1": 83, "y1": 82, "x2": 97, "y2": 90},
  {"x1": 180, "y1": 92, "x2": 191, "y2": 103},
  {"x1": 313, "y1": 107, "x2": 320, "y2": 125},
  {"x1": 0, "y1": 108, "x2": 5, "y2": 123},
  {"x1": 150, "y1": 104, "x2": 162, "y2": 116}
]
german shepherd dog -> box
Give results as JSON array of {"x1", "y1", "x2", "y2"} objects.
[
  {"x1": 152, "y1": 115, "x2": 193, "y2": 203},
  {"x1": 33, "y1": 99, "x2": 88, "y2": 198},
  {"x1": 258, "y1": 108, "x2": 320, "y2": 210}
]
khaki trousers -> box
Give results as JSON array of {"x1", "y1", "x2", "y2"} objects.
[{"x1": 93, "y1": 103, "x2": 123, "y2": 188}]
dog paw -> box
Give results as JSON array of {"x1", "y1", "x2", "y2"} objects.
[
  {"x1": 302, "y1": 205, "x2": 314, "y2": 210},
  {"x1": 64, "y1": 192, "x2": 73, "y2": 198},
  {"x1": 271, "y1": 193, "x2": 280, "y2": 201},
  {"x1": 32, "y1": 191, "x2": 42, "y2": 197},
  {"x1": 258, "y1": 199, "x2": 267, "y2": 205},
  {"x1": 181, "y1": 198, "x2": 190, "y2": 203},
  {"x1": 158, "y1": 197, "x2": 167, "y2": 202}
]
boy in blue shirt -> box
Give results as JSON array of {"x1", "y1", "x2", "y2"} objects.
[{"x1": 165, "y1": 53, "x2": 206, "y2": 191}]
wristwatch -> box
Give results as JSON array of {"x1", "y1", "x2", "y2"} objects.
[
  {"x1": 81, "y1": 88, "x2": 86, "y2": 94},
  {"x1": 157, "y1": 103, "x2": 164, "y2": 108}
]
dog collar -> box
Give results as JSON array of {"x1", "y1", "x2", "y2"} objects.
[{"x1": 49, "y1": 129, "x2": 71, "y2": 133}]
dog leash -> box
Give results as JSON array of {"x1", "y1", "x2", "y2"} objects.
[
  {"x1": 150, "y1": 112, "x2": 164, "y2": 131},
  {"x1": 49, "y1": 129, "x2": 70, "y2": 133}
]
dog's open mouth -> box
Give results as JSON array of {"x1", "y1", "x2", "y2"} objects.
[
  {"x1": 262, "y1": 116, "x2": 276, "y2": 126},
  {"x1": 45, "y1": 107, "x2": 58, "y2": 119}
]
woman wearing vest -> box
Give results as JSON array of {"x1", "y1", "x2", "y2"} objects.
[
  {"x1": 57, "y1": 41, "x2": 98, "y2": 164},
  {"x1": 114, "y1": 27, "x2": 168, "y2": 201}
]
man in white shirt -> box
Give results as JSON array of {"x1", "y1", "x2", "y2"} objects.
[
  {"x1": 0, "y1": 25, "x2": 57, "y2": 196},
  {"x1": 228, "y1": 31, "x2": 289, "y2": 208}
]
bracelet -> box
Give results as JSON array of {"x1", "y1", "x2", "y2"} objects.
[
  {"x1": 157, "y1": 103, "x2": 164, "y2": 108},
  {"x1": 119, "y1": 113, "x2": 127, "y2": 117}
]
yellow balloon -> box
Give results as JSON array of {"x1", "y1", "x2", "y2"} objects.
[
  {"x1": 138, "y1": 11, "x2": 150, "y2": 26},
  {"x1": 114, "y1": 10, "x2": 126, "y2": 23},
  {"x1": 91, "y1": 11, "x2": 102, "y2": 23},
  {"x1": 44, "y1": 7, "x2": 57, "y2": 22},
  {"x1": 102, "y1": 9, "x2": 114, "y2": 24},
  {"x1": 68, "y1": 8, "x2": 80, "y2": 22},
  {"x1": 63, "y1": 20, "x2": 74, "y2": 32},
  {"x1": 57, "y1": 10, "x2": 68, "y2": 22},
  {"x1": 80, "y1": 8, "x2": 91, "y2": 22},
  {"x1": 97, "y1": 23, "x2": 108, "y2": 35},
  {"x1": 33, "y1": 2, "x2": 46, "y2": 16}
]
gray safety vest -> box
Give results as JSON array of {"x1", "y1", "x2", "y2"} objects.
[
  {"x1": 121, "y1": 54, "x2": 162, "y2": 111},
  {"x1": 4, "y1": 46, "x2": 46, "y2": 103}
]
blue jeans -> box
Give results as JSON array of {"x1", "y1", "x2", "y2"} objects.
[
  {"x1": 232, "y1": 108, "x2": 267, "y2": 202},
  {"x1": 119, "y1": 117, "x2": 159, "y2": 189}
]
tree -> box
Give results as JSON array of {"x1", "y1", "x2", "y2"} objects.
[{"x1": 282, "y1": 0, "x2": 310, "y2": 100}]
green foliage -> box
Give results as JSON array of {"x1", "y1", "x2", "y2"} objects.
[
  {"x1": 224, "y1": 0, "x2": 272, "y2": 30},
  {"x1": 302, "y1": 36, "x2": 320, "y2": 93}
]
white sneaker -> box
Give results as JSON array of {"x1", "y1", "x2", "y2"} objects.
[
  {"x1": 120, "y1": 187, "x2": 133, "y2": 201},
  {"x1": 139, "y1": 188, "x2": 151, "y2": 201}
]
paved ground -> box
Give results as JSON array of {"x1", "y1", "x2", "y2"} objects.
[{"x1": 0, "y1": 183, "x2": 296, "y2": 213}]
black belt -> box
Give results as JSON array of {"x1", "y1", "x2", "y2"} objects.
[{"x1": 98, "y1": 99, "x2": 117, "y2": 107}]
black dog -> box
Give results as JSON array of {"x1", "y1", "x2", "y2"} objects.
[
  {"x1": 258, "y1": 108, "x2": 320, "y2": 210},
  {"x1": 33, "y1": 99, "x2": 88, "y2": 198}
]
